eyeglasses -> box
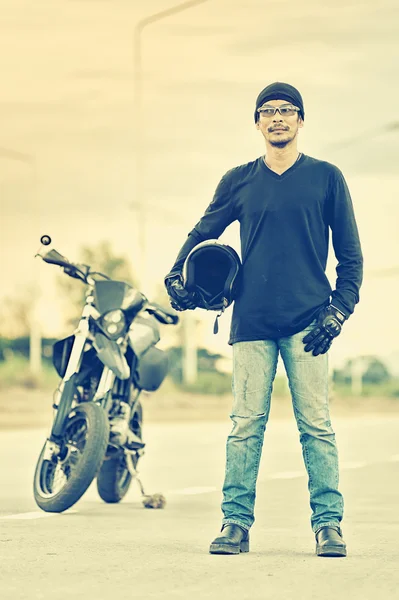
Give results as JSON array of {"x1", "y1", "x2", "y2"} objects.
[{"x1": 257, "y1": 105, "x2": 300, "y2": 118}]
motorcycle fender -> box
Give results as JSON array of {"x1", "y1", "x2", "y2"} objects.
[{"x1": 93, "y1": 333, "x2": 130, "y2": 380}]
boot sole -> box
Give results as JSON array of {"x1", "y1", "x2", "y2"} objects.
[
  {"x1": 316, "y1": 544, "x2": 347, "y2": 557},
  {"x1": 209, "y1": 540, "x2": 250, "y2": 555}
]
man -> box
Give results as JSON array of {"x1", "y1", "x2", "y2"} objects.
[{"x1": 164, "y1": 82, "x2": 363, "y2": 557}]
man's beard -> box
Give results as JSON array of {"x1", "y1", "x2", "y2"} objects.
[
  {"x1": 269, "y1": 139, "x2": 290, "y2": 148},
  {"x1": 268, "y1": 129, "x2": 297, "y2": 148}
]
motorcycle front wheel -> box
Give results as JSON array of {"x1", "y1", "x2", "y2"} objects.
[{"x1": 33, "y1": 402, "x2": 109, "y2": 513}]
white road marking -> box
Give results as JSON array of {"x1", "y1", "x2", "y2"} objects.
[
  {"x1": 167, "y1": 486, "x2": 218, "y2": 495},
  {"x1": 167, "y1": 460, "x2": 376, "y2": 493},
  {"x1": 0, "y1": 510, "x2": 77, "y2": 520},
  {"x1": 2, "y1": 456, "x2": 395, "y2": 517},
  {"x1": 269, "y1": 471, "x2": 305, "y2": 479},
  {"x1": 341, "y1": 461, "x2": 367, "y2": 469}
]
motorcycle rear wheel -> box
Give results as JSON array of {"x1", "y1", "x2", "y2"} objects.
[
  {"x1": 33, "y1": 402, "x2": 109, "y2": 513},
  {"x1": 96, "y1": 454, "x2": 133, "y2": 503},
  {"x1": 96, "y1": 402, "x2": 143, "y2": 503}
]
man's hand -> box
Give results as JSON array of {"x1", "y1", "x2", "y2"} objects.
[
  {"x1": 303, "y1": 305, "x2": 346, "y2": 356},
  {"x1": 165, "y1": 275, "x2": 198, "y2": 312}
]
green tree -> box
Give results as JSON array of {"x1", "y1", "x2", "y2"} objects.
[
  {"x1": 333, "y1": 356, "x2": 391, "y2": 385},
  {"x1": 0, "y1": 285, "x2": 34, "y2": 338},
  {"x1": 363, "y1": 357, "x2": 391, "y2": 384},
  {"x1": 57, "y1": 241, "x2": 137, "y2": 329},
  {"x1": 166, "y1": 346, "x2": 226, "y2": 384}
]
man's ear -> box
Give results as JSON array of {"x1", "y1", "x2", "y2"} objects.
[{"x1": 298, "y1": 117, "x2": 304, "y2": 129}]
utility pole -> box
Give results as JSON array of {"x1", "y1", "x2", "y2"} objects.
[
  {"x1": 132, "y1": 0, "x2": 208, "y2": 295},
  {"x1": 0, "y1": 147, "x2": 41, "y2": 378},
  {"x1": 182, "y1": 311, "x2": 198, "y2": 385},
  {"x1": 132, "y1": 1, "x2": 209, "y2": 384},
  {"x1": 324, "y1": 128, "x2": 399, "y2": 397},
  {"x1": 350, "y1": 357, "x2": 368, "y2": 396}
]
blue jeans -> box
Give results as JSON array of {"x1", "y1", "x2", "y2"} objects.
[{"x1": 221, "y1": 322, "x2": 344, "y2": 534}]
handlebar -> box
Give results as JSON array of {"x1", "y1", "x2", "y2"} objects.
[
  {"x1": 40, "y1": 249, "x2": 91, "y2": 283},
  {"x1": 36, "y1": 236, "x2": 179, "y2": 325},
  {"x1": 144, "y1": 302, "x2": 179, "y2": 325},
  {"x1": 36, "y1": 244, "x2": 107, "y2": 285}
]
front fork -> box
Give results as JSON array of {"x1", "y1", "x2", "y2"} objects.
[
  {"x1": 93, "y1": 367, "x2": 115, "y2": 412},
  {"x1": 47, "y1": 363, "x2": 115, "y2": 454},
  {"x1": 50, "y1": 322, "x2": 88, "y2": 441},
  {"x1": 49, "y1": 304, "x2": 111, "y2": 441}
]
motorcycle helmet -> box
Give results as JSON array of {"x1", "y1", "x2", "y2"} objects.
[{"x1": 182, "y1": 240, "x2": 242, "y2": 314}]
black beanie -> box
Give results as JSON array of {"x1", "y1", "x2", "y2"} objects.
[{"x1": 254, "y1": 82, "x2": 304, "y2": 122}]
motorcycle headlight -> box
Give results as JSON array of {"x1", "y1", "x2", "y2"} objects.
[{"x1": 100, "y1": 310, "x2": 126, "y2": 340}]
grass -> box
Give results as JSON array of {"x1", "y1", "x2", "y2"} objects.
[
  {"x1": 1, "y1": 355, "x2": 398, "y2": 402},
  {"x1": 332, "y1": 380, "x2": 399, "y2": 399},
  {"x1": 0, "y1": 356, "x2": 398, "y2": 430},
  {"x1": 0, "y1": 354, "x2": 60, "y2": 391}
]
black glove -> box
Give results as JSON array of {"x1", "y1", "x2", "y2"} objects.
[
  {"x1": 165, "y1": 275, "x2": 198, "y2": 312},
  {"x1": 302, "y1": 304, "x2": 346, "y2": 356}
]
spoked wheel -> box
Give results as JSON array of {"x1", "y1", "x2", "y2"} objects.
[
  {"x1": 96, "y1": 402, "x2": 143, "y2": 503},
  {"x1": 33, "y1": 402, "x2": 109, "y2": 513}
]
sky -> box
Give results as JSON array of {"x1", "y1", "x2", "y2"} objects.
[{"x1": 1, "y1": 0, "x2": 399, "y2": 371}]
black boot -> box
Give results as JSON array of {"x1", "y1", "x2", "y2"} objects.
[
  {"x1": 316, "y1": 526, "x2": 347, "y2": 557},
  {"x1": 209, "y1": 524, "x2": 250, "y2": 555}
]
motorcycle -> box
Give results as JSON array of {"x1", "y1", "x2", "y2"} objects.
[{"x1": 33, "y1": 235, "x2": 179, "y2": 513}]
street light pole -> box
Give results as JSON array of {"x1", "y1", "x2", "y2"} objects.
[
  {"x1": 132, "y1": 1, "x2": 208, "y2": 386},
  {"x1": 0, "y1": 147, "x2": 41, "y2": 378},
  {"x1": 132, "y1": 0, "x2": 209, "y2": 295},
  {"x1": 323, "y1": 126, "x2": 399, "y2": 395}
]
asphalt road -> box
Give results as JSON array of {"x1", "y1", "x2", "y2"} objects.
[{"x1": 1, "y1": 413, "x2": 398, "y2": 600}]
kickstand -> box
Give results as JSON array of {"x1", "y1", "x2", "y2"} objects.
[{"x1": 125, "y1": 451, "x2": 166, "y2": 509}]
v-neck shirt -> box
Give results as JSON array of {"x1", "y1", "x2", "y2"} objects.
[
  {"x1": 261, "y1": 152, "x2": 302, "y2": 178},
  {"x1": 166, "y1": 154, "x2": 363, "y2": 344}
]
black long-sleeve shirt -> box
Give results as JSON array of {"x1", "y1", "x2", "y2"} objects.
[{"x1": 166, "y1": 154, "x2": 363, "y2": 345}]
